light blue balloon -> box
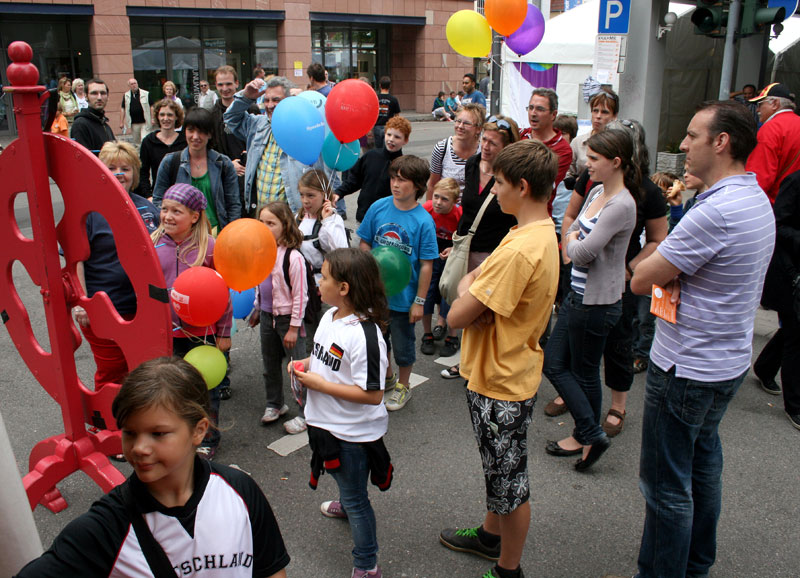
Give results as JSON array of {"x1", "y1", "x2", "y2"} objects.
[
  {"x1": 298, "y1": 90, "x2": 327, "y2": 126},
  {"x1": 229, "y1": 287, "x2": 255, "y2": 320},
  {"x1": 271, "y1": 97, "x2": 325, "y2": 165},
  {"x1": 322, "y1": 132, "x2": 361, "y2": 172}
]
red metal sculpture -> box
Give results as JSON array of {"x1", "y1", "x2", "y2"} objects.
[{"x1": 0, "y1": 42, "x2": 172, "y2": 513}]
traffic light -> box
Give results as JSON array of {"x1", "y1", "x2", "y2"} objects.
[
  {"x1": 691, "y1": 1, "x2": 728, "y2": 37},
  {"x1": 740, "y1": 0, "x2": 786, "y2": 36}
]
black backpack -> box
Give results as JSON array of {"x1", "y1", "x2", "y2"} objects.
[{"x1": 282, "y1": 248, "x2": 322, "y2": 327}]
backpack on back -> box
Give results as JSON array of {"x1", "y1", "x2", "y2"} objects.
[{"x1": 282, "y1": 248, "x2": 321, "y2": 327}]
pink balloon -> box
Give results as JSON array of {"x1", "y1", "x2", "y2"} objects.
[{"x1": 506, "y1": 5, "x2": 546, "y2": 57}]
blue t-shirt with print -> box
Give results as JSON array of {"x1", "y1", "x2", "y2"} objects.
[{"x1": 357, "y1": 196, "x2": 438, "y2": 312}]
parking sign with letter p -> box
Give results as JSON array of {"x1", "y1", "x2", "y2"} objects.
[{"x1": 599, "y1": 0, "x2": 631, "y2": 34}]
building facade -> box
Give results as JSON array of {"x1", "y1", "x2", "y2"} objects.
[{"x1": 0, "y1": 0, "x2": 478, "y2": 137}]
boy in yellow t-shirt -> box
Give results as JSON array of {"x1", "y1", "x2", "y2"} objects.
[{"x1": 438, "y1": 140, "x2": 559, "y2": 578}]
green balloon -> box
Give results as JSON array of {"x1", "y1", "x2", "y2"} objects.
[
  {"x1": 184, "y1": 345, "x2": 228, "y2": 390},
  {"x1": 371, "y1": 246, "x2": 412, "y2": 297}
]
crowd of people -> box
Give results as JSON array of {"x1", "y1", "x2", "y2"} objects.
[{"x1": 12, "y1": 68, "x2": 798, "y2": 578}]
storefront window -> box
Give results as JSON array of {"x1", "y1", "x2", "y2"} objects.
[
  {"x1": 131, "y1": 20, "x2": 276, "y2": 108},
  {"x1": 311, "y1": 23, "x2": 389, "y2": 87},
  {"x1": 254, "y1": 26, "x2": 278, "y2": 77},
  {"x1": 0, "y1": 17, "x2": 91, "y2": 87}
]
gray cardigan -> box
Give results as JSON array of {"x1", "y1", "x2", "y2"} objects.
[{"x1": 567, "y1": 185, "x2": 637, "y2": 305}]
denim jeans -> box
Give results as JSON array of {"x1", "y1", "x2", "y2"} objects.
[
  {"x1": 329, "y1": 441, "x2": 379, "y2": 571},
  {"x1": 543, "y1": 291, "x2": 622, "y2": 445},
  {"x1": 636, "y1": 363, "x2": 746, "y2": 578},
  {"x1": 632, "y1": 294, "x2": 656, "y2": 360}
]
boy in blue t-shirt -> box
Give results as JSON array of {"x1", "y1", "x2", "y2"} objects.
[{"x1": 358, "y1": 155, "x2": 438, "y2": 411}]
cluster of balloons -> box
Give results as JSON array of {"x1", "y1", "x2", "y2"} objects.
[
  {"x1": 270, "y1": 79, "x2": 378, "y2": 172},
  {"x1": 169, "y1": 218, "x2": 278, "y2": 388},
  {"x1": 446, "y1": 0, "x2": 546, "y2": 58}
]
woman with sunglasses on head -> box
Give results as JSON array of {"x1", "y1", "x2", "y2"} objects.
[
  {"x1": 439, "y1": 114, "x2": 521, "y2": 377},
  {"x1": 543, "y1": 129, "x2": 638, "y2": 471},
  {"x1": 545, "y1": 120, "x2": 668, "y2": 436},
  {"x1": 426, "y1": 103, "x2": 485, "y2": 201}
]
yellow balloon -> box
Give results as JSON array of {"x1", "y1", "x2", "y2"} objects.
[{"x1": 446, "y1": 10, "x2": 492, "y2": 58}]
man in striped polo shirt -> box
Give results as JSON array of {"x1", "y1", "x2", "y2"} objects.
[{"x1": 629, "y1": 101, "x2": 775, "y2": 578}]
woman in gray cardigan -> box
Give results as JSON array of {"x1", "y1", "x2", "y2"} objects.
[{"x1": 542, "y1": 129, "x2": 639, "y2": 471}]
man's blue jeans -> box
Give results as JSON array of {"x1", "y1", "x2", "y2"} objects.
[
  {"x1": 330, "y1": 441, "x2": 379, "y2": 571},
  {"x1": 636, "y1": 363, "x2": 746, "y2": 578}
]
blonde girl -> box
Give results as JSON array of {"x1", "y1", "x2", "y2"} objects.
[{"x1": 153, "y1": 183, "x2": 231, "y2": 459}]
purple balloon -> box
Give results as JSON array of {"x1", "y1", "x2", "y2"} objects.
[{"x1": 506, "y1": 5, "x2": 546, "y2": 57}]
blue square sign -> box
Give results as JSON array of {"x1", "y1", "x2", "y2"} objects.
[{"x1": 599, "y1": 0, "x2": 631, "y2": 34}]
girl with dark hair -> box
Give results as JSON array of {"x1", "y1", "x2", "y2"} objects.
[
  {"x1": 15, "y1": 357, "x2": 289, "y2": 578},
  {"x1": 542, "y1": 128, "x2": 638, "y2": 472},
  {"x1": 152, "y1": 107, "x2": 240, "y2": 231},
  {"x1": 292, "y1": 248, "x2": 390, "y2": 578},
  {"x1": 251, "y1": 201, "x2": 310, "y2": 434}
]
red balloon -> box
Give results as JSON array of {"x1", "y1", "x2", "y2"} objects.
[
  {"x1": 170, "y1": 266, "x2": 229, "y2": 327},
  {"x1": 325, "y1": 79, "x2": 379, "y2": 143}
]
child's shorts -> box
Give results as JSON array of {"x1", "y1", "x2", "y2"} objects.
[
  {"x1": 384, "y1": 309, "x2": 416, "y2": 368},
  {"x1": 424, "y1": 257, "x2": 451, "y2": 318},
  {"x1": 466, "y1": 388, "x2": 535, "y2": 515}
]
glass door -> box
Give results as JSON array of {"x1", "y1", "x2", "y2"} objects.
[{"x1": 169, "y1": 51, "x2": 200, "y2": 109}]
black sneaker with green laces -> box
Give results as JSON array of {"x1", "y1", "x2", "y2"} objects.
[{"x1": 439, "y1": 527, "x2": 501, "y2": 561}]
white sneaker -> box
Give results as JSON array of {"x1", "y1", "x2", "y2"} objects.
[
  {"x1": 261, "y1": 404, "x2": 289, "y2": 424},
  {"x1": 384, "y1": 372, "x2": 398, "y2": 391},
  {"x1": 283, "y1": 416, "x2": 307, "y2": 434},
  {"x1": 385, "y1": 383, "x2": 411, "y2": 411}
]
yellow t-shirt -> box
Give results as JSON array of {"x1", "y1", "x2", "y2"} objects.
[{"x1": 461, "y1": 219, "x2": 559, "y2": 401}]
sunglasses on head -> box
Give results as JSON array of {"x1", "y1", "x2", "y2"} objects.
[{"x1": 487, "y1": 115, "x2": 511, "y2": 131}]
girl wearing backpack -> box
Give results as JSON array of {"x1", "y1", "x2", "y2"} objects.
[
  {"x1": 250, "y1": 201, "x2": 310, "y2": 434},
  {"x1": 296, "y1": 170, "x2": 349, "y2": 342}
]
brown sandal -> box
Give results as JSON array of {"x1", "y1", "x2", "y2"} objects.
[
  {"x1": 544, "y1": 397, "x2": 569, "y2": 417},
  {"x1": 602, "y1": 408, "x2": 626, "y2": 437}
]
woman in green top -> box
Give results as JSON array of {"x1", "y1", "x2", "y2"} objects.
[
  {"x1": 152, "y1": 108, "x2": 241, "y2": 232},
  {"x1": 58, "y1": 77, "x2": 79, "y2": 128}
]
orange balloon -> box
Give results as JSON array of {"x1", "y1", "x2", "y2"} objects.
[
  {"x1": 214, "y1": 218, "x2": 277, "y2": 291},
  {"x1": 485, "y1": 0, "x2": 528, "y2": 36}
]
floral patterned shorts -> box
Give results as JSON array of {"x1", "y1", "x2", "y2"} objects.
[{"x1": 466, "y1": 389, "x2": 535, "y2": 515}]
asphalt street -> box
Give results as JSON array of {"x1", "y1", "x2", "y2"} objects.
[{"x1": 1, "y1": 121, "x2": 798, "y2": 577}]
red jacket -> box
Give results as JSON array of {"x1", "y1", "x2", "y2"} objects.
[
  {"x1": 520, "y1": 128, "x2": 573, "y2": 214},
  {"x1": 746, "y1": 109, "x2": 800, "y2": 203}
]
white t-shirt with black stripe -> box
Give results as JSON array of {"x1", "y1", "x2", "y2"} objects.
[
  {"x1": 15, "y1": 458, "x2": 289, "y2": 578},
  {"x1": 304, "y1": 308, "x2": 388, "y2": 443}
]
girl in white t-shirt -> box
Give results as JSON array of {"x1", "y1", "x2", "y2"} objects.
[
  {"x1": 291, "y1": 248, "x2": 390, "y2": 578},
  {"x1": 296, "y1": 169, "x2": 349, "y2": 341}
]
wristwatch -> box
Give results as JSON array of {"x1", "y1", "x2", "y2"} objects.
[{"x1": 414, "y1": 296, "x2": 426, "y2": 305}]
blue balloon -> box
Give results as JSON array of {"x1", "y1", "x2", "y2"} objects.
[
  {"x1": 322, "y1": 132, "x2": 361, "y2": 171},
  {"x1": 230, "y1": 287, "x2": 255, "y2": 320},
  {"x1": 270, "y1": 97, "x2": 325, "y2": 165},
  {"x1": 298, "y1": 90, "x2": 327, "y2": 127}
]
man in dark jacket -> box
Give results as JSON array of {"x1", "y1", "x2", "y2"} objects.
[
  {"x1": 333, "y1": 116, "x2": 410, "y2": 222},
  {"x1": 71, "y1": 78, "x2": 115, "y2": 154}
]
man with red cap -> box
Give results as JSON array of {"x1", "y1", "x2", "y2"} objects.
[{"x1": 745, "y1": 82, "x2": 800, "y2": 203}]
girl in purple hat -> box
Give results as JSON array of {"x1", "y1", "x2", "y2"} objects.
[{"x1": 152, "y1": 182, "x2": 233, "y2": 460}]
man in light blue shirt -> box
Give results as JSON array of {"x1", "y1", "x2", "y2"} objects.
[{"x1": 630, "y1": 100, "x2": 775, "y2": 578}]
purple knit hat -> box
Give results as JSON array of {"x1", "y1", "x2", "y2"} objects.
[{"x1": 163, "y1": 183, "x2": 207, "y2": 212}]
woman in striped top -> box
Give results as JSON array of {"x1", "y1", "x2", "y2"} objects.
[{"x1": 542, "y1": 129, "x2": 638, "y2": 471}]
